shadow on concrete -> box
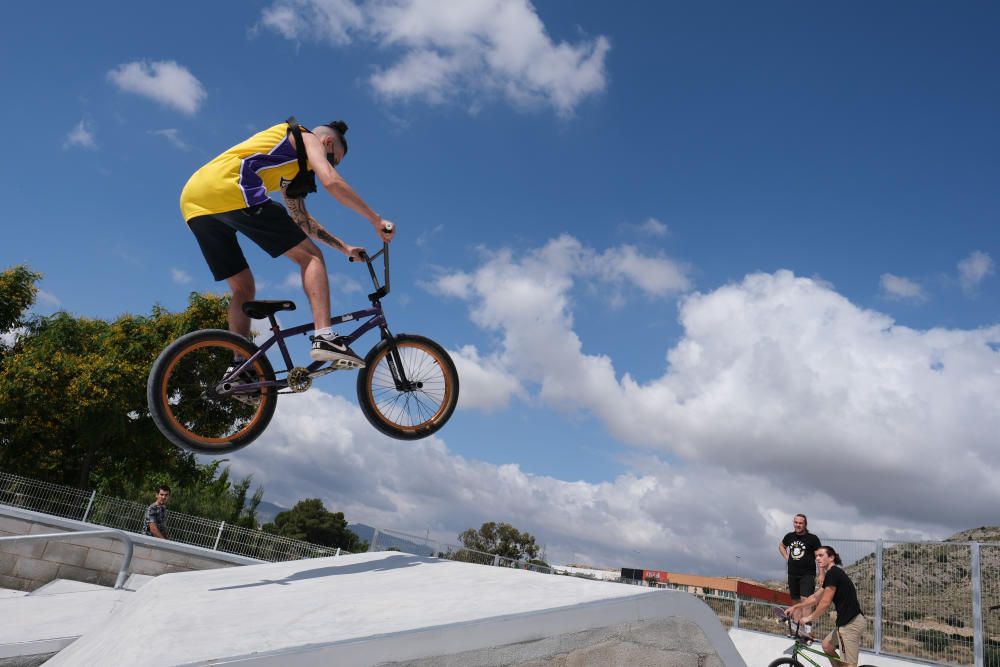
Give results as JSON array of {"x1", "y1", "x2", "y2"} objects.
[{"x1": 209, "y1": 554, "x2": 441, "y2": 591}]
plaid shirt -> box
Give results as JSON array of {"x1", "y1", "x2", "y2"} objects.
[{"x1": 144, "y1": 502, "x2": 168, "y2": 538}]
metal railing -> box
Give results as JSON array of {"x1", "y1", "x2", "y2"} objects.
[
  {"x1": 0, "y1": 472, "x2": 343, "y2": 563},
  {"x1": 0, "y1": 529, "x2": 134, "y2": 588},
  {"x1": 2, "y1": 471, "x2": 997, "y2": 666}
]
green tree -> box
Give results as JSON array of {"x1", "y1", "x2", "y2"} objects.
[
  {"x1": 0, "y1": 265, "x2": 39, "y2": 335},
  {"x1": 458, "y1": 521, "x2": 540, "y2": 562},
  {"x1": 0, "y1": 264, "x2": 230, "y2": 492},
  {"x1": 263, "y1": 498, "x2": 361, "y2": 551}
]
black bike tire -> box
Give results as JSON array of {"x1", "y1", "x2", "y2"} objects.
[
  {"x1": 356, "y1": 333, "x2": 459, "y2": 440},
  {"x1": 147, "y1": 329, "x2": 277, "y2": 454},
  {"x1": 767, "y1": 659, "x2": 803, "y2": 667}
]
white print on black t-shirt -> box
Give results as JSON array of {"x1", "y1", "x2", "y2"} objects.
[{"x1": 789, "y1": 540, "x2": 808, "y2": 561}]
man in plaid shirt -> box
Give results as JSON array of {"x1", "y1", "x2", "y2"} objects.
[{"x1": 143, "y1": 486, "x2": 170, "y2": 539}]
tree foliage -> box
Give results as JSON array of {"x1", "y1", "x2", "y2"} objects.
[
  {"x1": 0, "y1": 265, "x2": 39, "y2": 335},
  {"x1": 123, "y1": 460, "x2": 264, "y2": 528},
  {"x1": 262, "y1": 498, "x2": 362, "y2": 551},
  {"x1": 458, "y1": 521, "x2": 540, "y2": 561},
  {"x1": 0, "y1": 264, "x2": 231, "y2": 492}
]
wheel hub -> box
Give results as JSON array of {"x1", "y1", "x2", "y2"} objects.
[{"x1": 287, "y1": 367, "x2": 313, "y2": 393}]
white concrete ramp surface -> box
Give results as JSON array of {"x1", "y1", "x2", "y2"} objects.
[
  {"x1": 729, "y1": 627, "x2": 928, "y2": 666},
  {"x1": 0, "y1": 579, "x2": 132, "y2": 663},
  {"x1": 47, "y1": 551, "x2": 746, "y2": 666}
]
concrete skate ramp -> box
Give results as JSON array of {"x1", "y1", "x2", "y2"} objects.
[{"x1": 48, "y1": 551, "x2": 745, "y2": 666}]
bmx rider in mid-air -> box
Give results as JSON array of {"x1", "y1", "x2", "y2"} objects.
[{"x1": 179, "y1": 117, "x2": 395, "y2": 368}]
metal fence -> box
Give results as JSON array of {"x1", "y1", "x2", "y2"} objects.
[
  {"x1": 668, "y1": 538, "x2": 997, "y2": 667},
  {"x1": 2, "y1": 471, "x2": 997, "y2": 666},
  {"x1": 0, "y1": 471, "x2": 342, "y2": 562}
]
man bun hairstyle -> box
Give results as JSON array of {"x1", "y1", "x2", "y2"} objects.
[
  {"x1": 326, "y1": 120, "x2": 348, "y2": 155},
  {"x1": 819, "y1": 545, "x2": 842, "y2": 565}
]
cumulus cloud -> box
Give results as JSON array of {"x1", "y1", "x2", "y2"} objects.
[
  {"x1": 64, "y1": 120, "x2": 96, "y2": 150},
  {"x1": 433, "y1": 237, "x2": 1000, "y2": 530},
  {"x1": 230, "y1": 389, "x2": 944, "y2": 579},
  {"x1": 879, "y1": 273, "x2": 924, "y2": 301},
  {"x1": 107, "y1": 60, "x2": 207, "y2": 115},
  {"x1": 256, "y1": 0, "x2": 609, "y2": 115},
  {"x1": 450, "y1": 344, "x2": 524, "y2": 410},
  {"x1": 228, "y1": 236, "x2": 1000, "y2": 579},
  {"x1": 171, "y1": 268, "x2": 193, "y2": 285},
  {"x1": 958, "y1": 251, "x2": 994, "y2": 293}
]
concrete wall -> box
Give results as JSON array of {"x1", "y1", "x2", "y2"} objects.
[{"x1": 0, "y1": 505, "x2": 259, "y2": 591}]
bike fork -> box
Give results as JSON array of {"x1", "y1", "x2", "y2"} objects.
[{"x1": 379, "y1": 326, "x2": 412, "y2": 391}]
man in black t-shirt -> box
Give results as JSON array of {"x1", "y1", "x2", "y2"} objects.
[
  {"x1": 779, "y1": 513, "x2": 821, "y2": 630},
  {"x1": 787, "y1": 545, "x2": 865, "y2": 667}
]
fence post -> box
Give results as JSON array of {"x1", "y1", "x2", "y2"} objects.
[
  {"x1": 972, "y1": 542, "x2": 983, "y2": 667},
  {"x1": 874, "y1": 539, "x2": 883, "y2": 655},
  {"x1": 492, "y1": 554, "x2": 500, "y2": 567},
  {"x1": 213, "y1": 521, "x2": 225, "y2": 551},
  {"x1": 733, "y1": 596, "x2": 741, "y2": 629},
  {"x1": 82, "y1": 490, "x2": 97, "y2": 523},
  {"x1": 370, "y1": 528, "x2": 380, "y2": 552}
]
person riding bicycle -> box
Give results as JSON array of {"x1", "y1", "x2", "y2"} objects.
[
  {"x1": 179, "y1": 117, "x2": 395, "y2": 367},
  {"x1": 785, "y1": 545, "x2": 865, "y2": 667}
]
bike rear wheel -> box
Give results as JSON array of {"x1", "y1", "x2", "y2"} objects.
[
  {"x1": 356, "y1": 333, "x2": 459, "y2": 440},
  {"x1": 147, "y1": 329, "x2": 277, "y2": 454},
  {"x1": 767, "y1": 659, "x2": 803, "y2": 667}
]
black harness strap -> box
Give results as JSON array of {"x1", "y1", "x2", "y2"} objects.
[{"x1": 284, "y1": 116, "x2": 317, "y2": 198}]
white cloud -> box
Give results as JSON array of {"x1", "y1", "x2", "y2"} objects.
[
  {"x1": 64, "y1": 120, "x2": 96, "y2": 150},
  {"x1": 171, "y1": 268, "x2": 193, "y2": 285},
  {"x1": 433, "y1": 237, "x2": 1000, "y2": 531},
  {"x1": 638, "y1": 217, "x2": 668, "y2": 237},
  {"x1": 151, "y1": 129, "x2": 191, "y2": 151},
  {"x1": 107, "y1": 60, "x2": 207, "y2": 115},
  {"x1": 36, "y1": 289, "x2": 61, "y2": 308},
  {"x1": 230, "y1": 389, "x2": 945, "y2": 579},
  {"x1": 225, "y1": 236, "x2": 1000, "y2": 580},
  {"x1": 450, "y1": 344, "x2": 524, "y2": 410},
  {"x1": 257, "y1": 0, "x2": 609, "y2": 115},
  {"x1": 879, "y1": 273, "x2": 924, "y2": 301},
  {"x1": 958, "y1": 251, "x2": 994, "y2": 292}
]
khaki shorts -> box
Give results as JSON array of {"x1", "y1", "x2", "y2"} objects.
[{"x1": 824, "y1": 613, "x2": 865, "y2": 665}]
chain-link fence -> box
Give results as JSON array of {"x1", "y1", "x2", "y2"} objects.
[
  {"x1": 3, "y1": 471, "x2": 997, "y2": 666},
  {"x1": 0, "y1": 471, "x2": 345, "y2": 562}
]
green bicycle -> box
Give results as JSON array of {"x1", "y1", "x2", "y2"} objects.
[{"x1": 769, "y1": 608, "x2": 877, "y2": 667}]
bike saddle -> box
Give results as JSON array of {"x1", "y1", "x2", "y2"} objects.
[{"x1": 242, "y1": 300, "x2": 296, "y2": 319}]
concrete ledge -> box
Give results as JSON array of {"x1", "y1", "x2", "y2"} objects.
[{"x1": 0, "y1": 505, "x2": 261, "y2": 591}]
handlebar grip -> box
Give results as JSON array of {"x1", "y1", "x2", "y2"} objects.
[
  {"x1": 349, "y1": 250, "x2": 370, "y2": 263},
  {"x1": 381, "y1": 222, "x2": 395, "y2": 234}
]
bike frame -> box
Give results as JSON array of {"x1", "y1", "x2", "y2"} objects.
[
  {"x1": 780, "y1": 616, "x2": 845, "y2": 667},
  {"x1": 222, "y1": 242, "x2": 412, "y2": 394}
]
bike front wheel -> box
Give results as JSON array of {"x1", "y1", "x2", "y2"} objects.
[
  {"x1": 767, "y1": 659, "x2": 803, "y2": 667},
  {"x1": 356, "y1": 333, "x2": 459, "y2": 440},
  {"x1": 147, "y1": 329, "x2": 278, "y2": 454}
]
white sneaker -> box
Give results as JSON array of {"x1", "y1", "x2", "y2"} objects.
[{"x1": 310, "y1": 332, "x2": 365, "y2": 367}]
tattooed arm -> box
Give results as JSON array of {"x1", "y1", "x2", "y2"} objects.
[{"x1": 281, "y1": 184, "x2": 364, "y2": 260}]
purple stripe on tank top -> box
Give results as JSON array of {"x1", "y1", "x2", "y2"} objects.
[{"x1": 238, "y1": 136, "x2": 298, "y2": 207}]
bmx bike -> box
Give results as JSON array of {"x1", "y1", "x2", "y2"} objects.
[
  {"x1": 147, "y1": 241, "x2": 459, "y2": 454},
  {"x1": 769, "y1": 607, "x2": 877, "y2": 667}
]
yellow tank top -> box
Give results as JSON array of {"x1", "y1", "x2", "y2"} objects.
[{"x1": 180, "y1": 123, "x2": 307, "y2": 221}]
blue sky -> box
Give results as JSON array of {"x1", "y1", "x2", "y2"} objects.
[{"x1": 2, "y1": 1, "x2": 999, "y2": 578}]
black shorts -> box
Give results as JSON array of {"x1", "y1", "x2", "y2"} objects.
[
  {"x1": 788, "y1": 573, "x2": 816, "y2": 600},
  {"x1": 187, "y1": 201, "x2": 307, "y2": 281}
]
